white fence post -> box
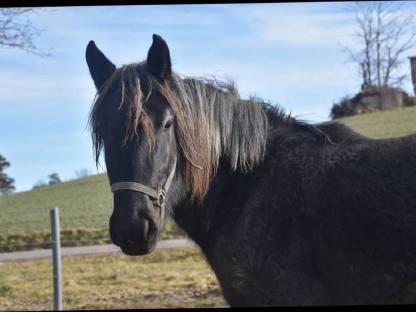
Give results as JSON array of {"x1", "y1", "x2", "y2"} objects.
[{"x1": 50, "y1": 207, "x2": 62, "y2": 311}]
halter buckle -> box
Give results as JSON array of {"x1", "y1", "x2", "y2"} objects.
[{"x1": 157, "y1": 188, "x2": 167, "y2": 207}]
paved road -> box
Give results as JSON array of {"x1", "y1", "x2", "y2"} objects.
[{"x1": 0, "y1": 239, "x2": 196, "y2": 262}]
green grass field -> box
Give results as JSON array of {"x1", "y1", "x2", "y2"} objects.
[
  {"x1": 337, "y1": 105, "x2": 416, "y2": 139},
  {"x1": 0, "y1": 105, "x2": 415, "y2": 251},
  {"x1": 0, "y1": 174, "x2": 112, "y2": 234}
]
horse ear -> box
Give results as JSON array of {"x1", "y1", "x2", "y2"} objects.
[
  {"x1": 147, "y1": 34, "x2": 172, "y2": 81},
  {"x1": 86, "y1": 40, "x2": 116, "y2": 90}
]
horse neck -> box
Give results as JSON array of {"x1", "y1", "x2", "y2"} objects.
[
  {"x1": 171, "y1": 104, "x2": 280, "y2": 250},
  {"x1": 170, "y1": 105, "x2": 333, "y2": 252},
  {"x1": 171, "y1": 164, "x2": 256, "y2": 252}
]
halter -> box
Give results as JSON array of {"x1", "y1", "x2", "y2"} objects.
[{"x1": 110, "y1": 158, "x2": 177, "y2": 210}]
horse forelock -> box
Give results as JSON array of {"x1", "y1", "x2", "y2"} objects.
[{"x1": 88, "y1": 63, "x2": 156, "y2": 165}]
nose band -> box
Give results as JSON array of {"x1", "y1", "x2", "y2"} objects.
[{"x1": 110, "y1": 157, "x2": 177, "y2": 208}]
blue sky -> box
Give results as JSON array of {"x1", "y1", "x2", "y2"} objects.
[{"x1": 1, "y1": 2, "x2": 416, "y2": 192}]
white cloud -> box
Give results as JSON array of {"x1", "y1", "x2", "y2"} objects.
[{"x1": 235, "y1": 5, "x2": 357, "y2": 48}]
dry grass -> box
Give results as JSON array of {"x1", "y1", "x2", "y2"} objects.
[{"x1": 0, "y1": 247, "x2": 227, "y2": 310}]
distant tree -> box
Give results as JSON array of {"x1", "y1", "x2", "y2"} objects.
[
  {"x1": 48, "y1": 173, "x2": 61, "y2": 185},
  {"x1": 343, "y1": 1, "x2": 416, "y2": 88},
  {"x1": 0, "y1": 8, "x2": 50, "y2": 56},
  {"x1": 0, "y1": 154, "x2": 15, "y2": 195},
  {"x1": 75, "y1": 168, "x2": 91, "y2": 179}
]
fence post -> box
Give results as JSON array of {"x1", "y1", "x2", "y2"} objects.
[{"x1": 50, "y1": 207, "x2": 62, "y2": 311}]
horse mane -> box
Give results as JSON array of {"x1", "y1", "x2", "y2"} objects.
[{"x1": 89, "y1": 62, "x2": 332, "y2": 202}]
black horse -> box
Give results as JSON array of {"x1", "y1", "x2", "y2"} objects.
[{"x1": 86, "y1": 34, "x2": 416, "y2": 306}]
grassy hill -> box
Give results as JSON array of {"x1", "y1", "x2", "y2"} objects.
[
  {"x1": 0, "y1": 174, "x2": 112, "y2": 235},
  {"x1": 1, "y1": 105, "x2": 415, "y2": 251},
  {"x1": 337, "y1": 105, "x2": 416, "y2": 139}
]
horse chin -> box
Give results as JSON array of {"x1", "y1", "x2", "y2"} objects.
[{"x1": 120, "y1": 242, "x2": 156, "y2": 256}]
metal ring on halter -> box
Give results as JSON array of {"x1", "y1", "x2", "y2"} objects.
[{"x1": 157, "y1": 188, "x2": 167, "y2": 208}]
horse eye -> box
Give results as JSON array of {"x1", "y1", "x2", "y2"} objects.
[{"x1": 164, "y1": 120, "x2": 172, "y2": 129}]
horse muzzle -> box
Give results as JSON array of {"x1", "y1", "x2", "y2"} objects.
[{"x1": 109, "y1": 209, "x2": 158, "y2": 255}]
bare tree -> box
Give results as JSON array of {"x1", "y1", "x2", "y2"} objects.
[
  {"x1": 75, "y1": 168, "x2": 91, "y2": 179},
  {"x1": 344, "y1": 1, "x2": 416, "y2": 88},
  {"x1": 0, "y1": 7, "x2": 50, "y2": 56}
]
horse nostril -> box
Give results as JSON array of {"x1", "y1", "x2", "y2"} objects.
[
  {"x1": 110, "y1": 214, "x2": 155, "y2": 246},
  {"x1": 119, "y1": 218, "x2": 150, "y2": 244},
  {"x1": 139, "y1": 218, "x2": 149, "y2": 241}
]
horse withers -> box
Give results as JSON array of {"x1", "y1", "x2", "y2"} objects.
[{"x1": 86, "y1": 34, "x2": 416, "y2": 306}]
